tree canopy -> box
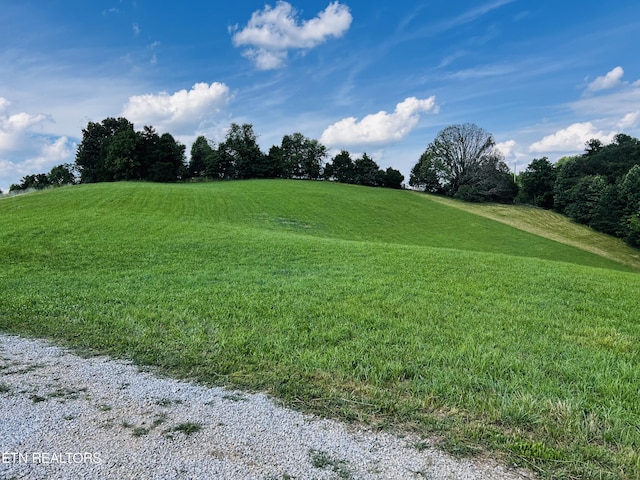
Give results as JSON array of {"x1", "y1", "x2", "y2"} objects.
[
  {"x1": 517, "y1": 135, "x2": 640, "y2": 247},
  {"x1": 517, "y1": 157, "x2": 557, "y2": 209},
  {"x1": 410, "y1": 123, "x2": 517, "y2": 203},
  {"x1": 75, "y1": 118, "x2": 185, "y2": 183},
  {"x1": 9, "y1": 164, "x2": 76, "y2": 192}
]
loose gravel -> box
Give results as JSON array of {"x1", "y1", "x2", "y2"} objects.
[{"x1": 0, "y1": 335, "x2": 534, "y2": 480}]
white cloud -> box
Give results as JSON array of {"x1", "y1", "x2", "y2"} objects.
[
  {"x1": 496, "y1": 139, "x2": 516, "y2": 158},
  {"x1": 242, "y1": 48, "x2": 288, "y2": 70},
  {"x1": 320, "y1": 96, "x2": 438, "y2": 146},
  {"x1": 0, "y1": 97, "x2": 11, "y2": 113},
  {"x1": 495, "y1": 139, "x2": 531, "y2": 175},
  {"x1": 570, "y1": 76, "x2": 640, "y2": 135},
  {"x1": 231, "y1": 1, "x2": 352, "y2": 70},
  {"x1": 587, "y1": 66, "x2": 624, "y2": 92},
  {"x1": 0, "y1": 99, "x2": 50, "y2": 152},
  {"x1": 121, "y1": 82, "x2": 231, "y2": 134},
  {"x1": 39, "y1": 136, "x2": 73, "y2": 162},
  {"x1": 617, "y1": 111, "x2": 639, "y2": 130},
  {"x1": 0, "y1": 136, "x2": 75, "y2": 192},
  {"x1": 529, "y1": 122, "x2": 617, "y2": 153}
]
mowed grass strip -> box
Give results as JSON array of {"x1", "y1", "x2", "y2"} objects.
[
  {"x1": 424, "y1": 192, "x2": 640, "y2": 270},
  {"x1": 1, "y1": 180, "x2": 639, "y2": 479}
]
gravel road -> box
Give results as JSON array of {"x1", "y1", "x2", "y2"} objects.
[{"x1": 0, "y1": 335, "x2": 533, "y2": 480}]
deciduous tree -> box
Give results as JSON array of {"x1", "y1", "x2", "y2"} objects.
[
  {"x1": 75, "y1": 117, "x2": 135, "y2": 183},
  {"x1": 519, "y1": 157, "x2": 556, "y2": 208},
  {"x1": 324, "y1": 150, "x2": 355, "y2": 183},
  {"x1": 219, "y1": 123, "x2": 265, "y2": 179},
  {"x1": 409, "y1": 150, "x2": 442, "y2": 193},
  {"x1": 413, "y1": 123, "x2": 516, "y2": 202},
  {"x1": 354, "y1": 153, "x2": 381, "y2": 187},
  {"x1": 277, "y1": 132, "x2": 326, "y2": 179},
  {"x1": 380, "y1": 167, "x2": 404, "y2": 189}
]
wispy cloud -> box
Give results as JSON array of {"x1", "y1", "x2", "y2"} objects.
[
  {"x1": 571, "y1": 67, "x2": 640, "y2": 123},
  {"x1": 524, "y1": 66, "x2": 640, "y2": 158},
  {"x1": 448, "y1": 63, "x2": 516, "y2": 80},
  {"x1": 443, "y1": 0, "x2": 516, "y2": 31},
  {"x1": 618, "y1": 111, "x2": 639, "y2": 130},
  {"x1": 231, "y1": 1, "x2": 352, "y2": 70}
]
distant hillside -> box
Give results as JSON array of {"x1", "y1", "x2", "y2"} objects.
[
  {"x1": 2, "y1": 180, "x2": 639, "y2": 479},
  {"x1": 7, "y1": 180, "x2": 632, "y2": 270},
  {"x1": 422, "y1": 192, "x2": 640, "y2": 270}
]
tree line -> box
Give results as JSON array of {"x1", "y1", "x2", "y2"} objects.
[
  {"x1": 517, "y1": 134, "x2": 640, "y2": 247},
  {"x1": 7, "y1": 118, "x2": 640, "y2": 249},
  {"x1": 408, "y1": 123, "x2": 640, "y2": 248},
  {"x1": 8, "y1": 117, "x2": 404, "y2": 192}
]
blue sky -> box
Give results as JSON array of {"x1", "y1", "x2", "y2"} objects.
[{"x1": 1, "y1": 1, "x2": 640, "y2": 192}]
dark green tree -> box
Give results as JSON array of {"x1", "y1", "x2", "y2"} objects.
[
  {"x1": 277, "y1": 133, "x2": 326, "y2": 179},
  {"x1": 9, "y1": 173, "x2": 50, "y2": 192},
  {"x1": 353, "y1": 153, "x2": 381, "y2": 187},
  {"x1": 380, "y1": 167, "x2": 404, "y2": 189},
  {"x1": 590, "y1": 183, "x2": 625, "y2": 236},
  {"x1": 519, "y1": 157, "x2": 557, "y2": 208},
  {"x1": 148, "y1": 133, "x2": 186, "y2": 182},
  {"x1": 409, "y1": 150, "x2": 442, "y2": 192},
  {"x1": 266, "y1": 145, "x2": 287, "y2": 178},
  {"x1": 135, "y1": 126, "x2": 160, "y2": 180},
  {"x1": 549, "y1": 136, "x2": 640, "y2": 246},
  {"x1": 324, "y1": 150, "x2": 355, "y2": 183},
  {"x1": 105, "y1": 128, "x2": 140, "y2": 180},
  {"x1": 620, "y1": 165, "x2": 640, "y2": 246},
  {"x1": 584, "y1": 138, "x2": 604, "y2": 156},
  {"x1": 553, "y1": 157, "x2": 583, "y2": 213},
  {"x1": 189, "y1": 136, "x2": 214, "y2": 178},
  {"x1": 75, "y1": 117, "x2": 135, "y2": 183},
  {"x1": 218, "y1": 123, "x2": 265, "y2": 179},
  {"x1": 47, "y1": 164, "x2": 76, "y2": 186},
  {"x1": 564, "y1": 175, "x2": 607, "y2": 225},
  {"x1": 454, "y1": 156, "x2": 518, "y2": 203}
]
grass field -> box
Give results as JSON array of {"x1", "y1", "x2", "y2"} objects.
[
  {"x1": 1, "y1": 180, "x2": 639, "y2": 479},
  {"x1": 425, "y1": 193, "x2": 640, "y2": 271}
]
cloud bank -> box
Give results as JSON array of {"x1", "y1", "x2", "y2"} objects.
[
  {"x1": 0, "y1": 97, "x2": 75, "y2": 191},
  {"x1": 231, "y1": 1, "x2": 352, "y2": 70},
  {"x1": 525, "y1": 66, "x2": 640, "y2": 158},
  {"x1": 0, "y1": 98, "x2": 49, "y2": 152},
  {"x1": 529, "y1": 122, "x2": 617, "y2": 153},
  {"x1": 121, "y1": 82, "x2": 231, "y2": 134},
  {"x1": 320, "y1": 96, "x2": 438, "y2": 147}
]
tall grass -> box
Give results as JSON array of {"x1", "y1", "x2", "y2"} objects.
[{"x1": 1, "y1": 180, "x2": 639, "y2": 479}]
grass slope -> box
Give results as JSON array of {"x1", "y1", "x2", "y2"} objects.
[
  {"x1": 424, "y1": 193, "x2": 640, "y2": 270},
  {"x1": 1, "y1": 180, "x2": 639, "y2": 479}
]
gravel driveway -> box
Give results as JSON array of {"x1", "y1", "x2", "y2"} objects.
[{"x1": 0, "y1": 335, "x2": 533, "y2": 479}]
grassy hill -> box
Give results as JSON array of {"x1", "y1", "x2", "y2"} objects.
[{"x1": 1, "y1": 180, "x2": 639, "y2": 479}]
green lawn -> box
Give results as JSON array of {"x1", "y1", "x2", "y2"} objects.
[
  {"x1": 1, "y1": 180, "x2": 639, "y2": 479},
  {"x1": 424, "y1": 193, "x2": 640, "y2": 270}
]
